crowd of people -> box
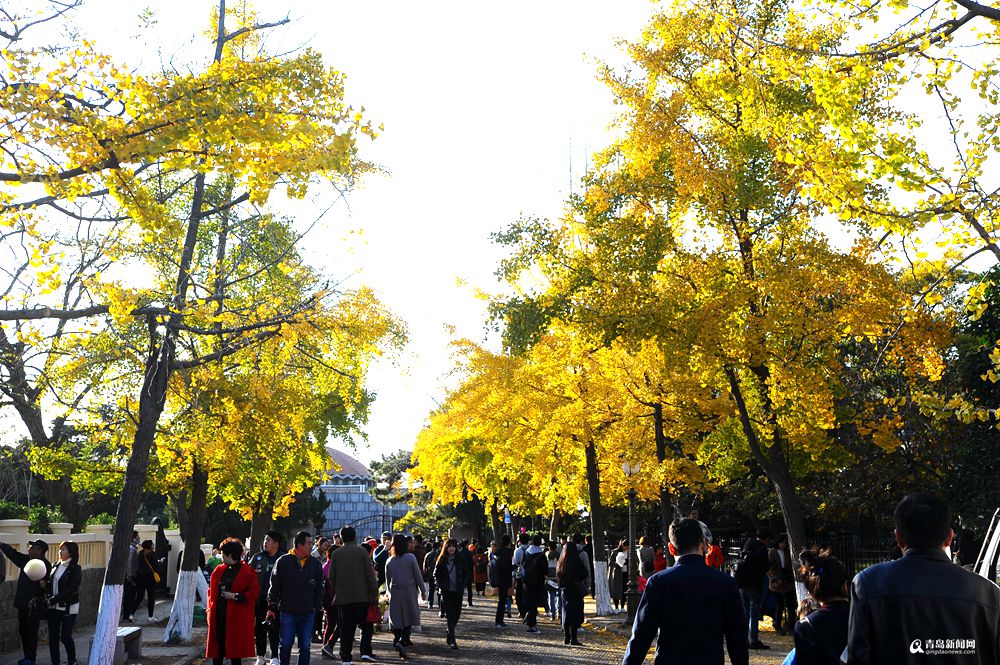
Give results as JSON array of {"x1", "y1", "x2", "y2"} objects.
[{"x1": 1, "y1": 493, "x2": 997, "y2": 665}]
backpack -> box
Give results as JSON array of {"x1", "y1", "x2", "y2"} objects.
[
  {"x1": 475, "y1": 556, "x2": 487, "y2": 574},
  {"x1": 523, "y1": 552, "x2": 546, "y2": 587},
  {"x1": 513, "y1": 544, "x2": 529, "y2": 580},
  {"x1": 487, "y1": 557, "x2": 499, "y2": 587},
  {"x1": 734, "y1": 546, "x2": 759, "y2": 587}
]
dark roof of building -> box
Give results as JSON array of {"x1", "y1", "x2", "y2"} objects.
[{"x1": 327, "y1": 447, "x2": 372, "y2": 479}]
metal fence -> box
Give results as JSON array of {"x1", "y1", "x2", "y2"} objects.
[{"x1": 715, "y1": 534, "x2": 893, "y2": 576}]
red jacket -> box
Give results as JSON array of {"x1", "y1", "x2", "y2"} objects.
[
  {"x1": 206, "y1": 561, "x2": 260, "y2": 659},
  {"x1": 705, "y1": 544, "x2": 725, "y2": 569}
]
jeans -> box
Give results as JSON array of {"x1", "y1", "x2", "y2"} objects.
[
  {"x1": 47, "y1": 610, "x2": 77, "y2": 665},
  {"x1": 17, "y1": 606, "x2": 40, "y2": 661},
  {"x1": 255, "y1": 604, "x2": 279, "y2": 659},
  {"x1": 740, "y1": 589, "x2": 762, "y2": 642},
  {"x1": 441, "y1": 590, "x2": 463, "y2": 641},
  {"x1": 494, "y1": 586, "x2": 509, "y2": 624},
  {"x1": 547, "y1": 585, "x2": 560, "y2": 618},
  {"x1": 337, "y1": 603, "x2": 374, "y2": 662},
  {"x1": 279, "y1": 611, "x2": 315, "y2": 665}
]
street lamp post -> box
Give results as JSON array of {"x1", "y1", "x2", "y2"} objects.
[{"x1": 622, "y1": 461, "x2": 641, "y2": 625}]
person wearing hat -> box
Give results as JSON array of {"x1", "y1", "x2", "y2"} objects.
[{"x1": 0, "y1": 538, "x2": 52, "y2": 665}]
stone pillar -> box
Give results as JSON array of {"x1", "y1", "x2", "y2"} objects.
[
  {"x1": 165, "y1": 528, "x2": 182, "y2": 592},
  {"x1": 50, "y1": 523, "x2": 74, "y2": 537},
  {"x1": 84, "y1": 524, "x2": 112, "y2": 564}
]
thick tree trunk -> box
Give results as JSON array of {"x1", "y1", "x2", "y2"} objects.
[
  {"x1": 164, "y1": 462, "x2": 209, "y2": 643},
  {"x1": 726, "y1": 367, "x2": 808, "y2": 601},
  {"x1": 653, "y1": 404, "x2": 672, "y2": 549},
  {"x1": 549, "y1": 507, "x2": 560, "y2": 542},
  {"x1": 89, "y1": 169, "x2": 208, "y2": 664},
  {"x1": 584, "y1": 438, "x2": 613, "y2": 615},
  {"x1": 249, "y1": 497, "x2": 275, "y2": 555},
  {"x1": 489, "y1": 499, "x2": 502, "y2": 543}
]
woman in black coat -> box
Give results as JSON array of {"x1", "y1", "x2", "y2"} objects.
[
  {"x1": 557, "y1": 541, "x2": 588, "y2": 646},
  {"x1": 47, "y1": 541, "x2": 82, "y2": 665},
  {"x1": 433, "y1": 538, "x2": 469, "y2": 649}
]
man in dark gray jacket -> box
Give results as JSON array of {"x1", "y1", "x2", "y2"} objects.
[
  {"x1": 847, "y1": 493, "x2": 1000, "y2": 665},
  {"x1": 331, "y1": 526, "x2": 379, "y2": 663},
  {"x1": 267, "y1": 531, "x2": 324, "y2": 665}
]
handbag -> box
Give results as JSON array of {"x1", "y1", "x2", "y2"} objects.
[
  {"x1": 27, "y1": 595, "x2": 47, "y2": 620},
  {"x1": 365, "y1": 603, "x2": 381, "y2": 624},
  {"x1": 145, "y1": 555, "x2": 161, "y2": 584}
]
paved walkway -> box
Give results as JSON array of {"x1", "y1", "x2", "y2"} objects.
[
  {"x1": 271, "y1": 594, "x2": 632, "y2": 665},
  {"x1": 4, "y1": 594, "x2": 793, "y2": 665}
]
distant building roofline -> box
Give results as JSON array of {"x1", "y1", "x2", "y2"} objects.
[{"x1": 327, "y1": 447, "x2": 372, "y2": 479}]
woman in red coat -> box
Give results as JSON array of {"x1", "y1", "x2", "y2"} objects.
[{"x1": 207, "y1": 538, "x2": 260, "y2": 665}]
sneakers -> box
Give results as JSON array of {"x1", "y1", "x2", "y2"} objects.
[
  {"x1": 321, "y1": 646, "x2": 337, "y2": 660},
  {"x1": 272, "y1": 659, "x2": 281, "y2": 665},
  {"x1": 255, "y1": 657, "x2": 267, "y2": 665},
  {"x1": 495, "y1": 622, "x2": 508, "y2": 628},
  {"x1": 526, "y1": 627, "x2": 540, "y2": 634},
  {"x1": 361, "y1": 655, "x2": 378, "y2": 662},
  {"x1": 393, "y1": 641, "x2": 407, "y2": 660},
  {"x1": 749, "y1": 640, "x2": 770, "y2": 650}
]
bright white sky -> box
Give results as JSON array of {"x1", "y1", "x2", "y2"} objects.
[{"x1": 54, "y1": 1, "x2": 658, "y2": 465}]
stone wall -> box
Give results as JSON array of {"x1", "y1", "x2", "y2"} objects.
[{"x1": 0, "y1": 567, "x2": 104, "y2": 653}]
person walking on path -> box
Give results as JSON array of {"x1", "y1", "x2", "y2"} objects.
[
  {"x1": 320, "y1": 545, "x2": 340, "y2": 660},
  {"x1": 637, "y1": 536, "x2": 655, "y2": 586},
  {"x1": 521, "y1": 534, "x2": 548, "y2": 634},
  {"x1": 472, "y1": 543, "x2": 488, "y2": 596},
  {"x1": 460, "y1": 541, "x2": 475, "y2": 607},
  {"x1": 207, "y1": 538, "x2": 260, "y2": 665},
  {"x1": 46, "y1": 541, "x2": 81, "y2": 665},
  {"x1": 572, "y1": 534, "x2": 592, "y2": 597},
  {"x1": 128, "y1": 539, "x2": 161, "y2": 624},
  {"x1": 266, "y1": 531, "x2": 324, "y2": 665},
  {"x1": 583, "y1": 535, "x2": 596, "y2": 600},
  {"x1": 492, "y1": 534, "x2": 514, "y2": 628},
  {"x1": 846, "y1": 493, "x2": 1000, "y2": 665},
  {"x1": 706, "y1": 541, "x2": 725, "y2": 570},
  {"x1": 608, "y1": 540, "x2": 627, "y2": 611},
  {"x1": 511, "y1": 533, "x2": 530, "y2": 618},
  {"x1": 735, "y1": 528, "x2": 771, "y2": 650},
  {"x1": 0, "y1": 538, "x2": 50, "y2": 665},
  {"x1": 557, "y1": 541, "x2": 588, "y2": 646},
  {"x1": 422, "y1": 543, "x2": 438, "y2": 609},
  {"x1": 434, "y1": 538, "x2": 469, "y2": 650},
  {"x1": 249, "y1": 531, "x2": 284, "y2": 665},
  {"x1": 546, "y1": 542, "x2": 561, "y2": 621},
  {"x1": 622, "y1": 519, "x2": 748, "y2": 665},
  {"x1": 330, "y1": 526, "x2": 379, "y2": 664},
  {"x1": 373, "y1": 532, "x2": 392, "y2": 590},
  {"x1": 385, "y1": 534, "x2": 427, "y2": 659},
  {"x1": 768, "y1": 534, "x2": 796, "y2": 636},
  {"x1": 123, "y1": 531, "x2": 139, "y2": 622},
  {"x1": 793, "y1": 549, "x2": 850, "y2": 665}
]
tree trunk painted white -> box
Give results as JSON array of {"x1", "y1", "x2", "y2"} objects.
[
  {"x1": 163, "y1": 569, "x2": 206, "y2": 643},
  {"x1": 89, "y1": 584, "x2": 124, "y2": 665},
  {"x1": 592, "y1": 559, "x2": 613, "y2": 615}
]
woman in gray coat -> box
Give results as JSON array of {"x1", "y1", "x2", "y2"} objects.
[{"x1": 385, "y1": 535, "x2": 426, "y2": 658}]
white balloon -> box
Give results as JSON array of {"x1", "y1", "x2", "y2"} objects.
[{"x1": 24, "y1": 558, "x2": 47, "y2": 582}]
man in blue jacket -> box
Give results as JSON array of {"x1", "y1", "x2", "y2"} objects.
[{"x1": 622, "y1": 519, "x2": 749, "y2": 665}]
